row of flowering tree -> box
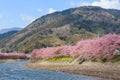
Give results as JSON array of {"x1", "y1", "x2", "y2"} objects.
[
  {"x1": 0, "y1": 53, "x2": 27, "y2": 59},
  {"x1": 31, "y1": 34, "x2": 120, "y2": 61}
]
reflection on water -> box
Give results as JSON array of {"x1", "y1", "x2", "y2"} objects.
[{"x1": 0, "y1": 61, "x2": 108, "y2": 80}]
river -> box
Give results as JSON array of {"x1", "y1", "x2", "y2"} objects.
[{"x1": 0, "y1": 61, "x2": 109, "y2": 80}]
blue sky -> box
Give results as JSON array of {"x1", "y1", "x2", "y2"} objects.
[{"x1": 0, "y1": 0, "x2": 120, "y2": 30}]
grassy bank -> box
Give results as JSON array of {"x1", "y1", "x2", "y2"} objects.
[
  {"x1": 31, "y1": 56, "x2": 74, "y2": 62},
  {"x1": 25, "y1": 61, "x2": 120, "y2": 80}
]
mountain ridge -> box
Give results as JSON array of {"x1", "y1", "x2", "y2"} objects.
[
  {"x1": 0, "y1": 27, "x2": 22, "y2": 34},
  {"x1": 0, "y1": 6, "x2": 120, "y2": 53},
  {"x1": 0, "y1": 31, "x2": 18, "y2": 40},
  {"x1": 0, "y1": 27, "x2": 22, "y2": 40}
]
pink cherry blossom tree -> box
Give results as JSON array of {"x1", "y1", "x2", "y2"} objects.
[{"x1": 31, "y1": 34, "x2": 120, "y2": 61}]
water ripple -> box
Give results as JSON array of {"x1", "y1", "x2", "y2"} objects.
[{"x1": 0, "y1": 61, "x2": 108, "y2": 80}]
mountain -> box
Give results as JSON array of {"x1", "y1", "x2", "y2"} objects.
[
  {"x1": 0, "y1": 6, "x2": 120, "y2": 53},
  {"x1": 0, "y1": 31, "x2": 18, "y2": 40},
  {"x1": 0, "y1": 27, "x2": 21, "y2": 34},
  {"x1": 0, "y1": 28, "x2": 22, "y2": 40}
]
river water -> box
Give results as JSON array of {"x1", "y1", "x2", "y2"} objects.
[{"x1": 0, "y1": 61, "x2": 109, "y2": 80}]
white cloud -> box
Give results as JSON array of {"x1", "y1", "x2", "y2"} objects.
[
  {"x1": 92, "y1": 0, "x2": 120, "y2": 9},
  {"x1": 48, "y1": 8, "x2": 56, "y2": 14},
  {"x1": 70, "y1": 0, "x2": 120, "y2": 9},
  {"x1": 20, "y1": 14, "x2": 35, "y2": 22},
  {"x1": 37, "y1": 8, "x2": 43, "y2": 12}
]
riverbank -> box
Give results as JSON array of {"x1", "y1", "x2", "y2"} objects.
[
  {"x1": 0, "y1": 59, "x2": 18, "y2": 63},
  {"x1": 25, "y1": 61, "x2": 120, "y2": 80},
  {"x1": 0, "y1": 61, "x2": 106, "y2": 80},
  {"x1": 0, "y1": 59, "x2": 27, "y2": 63}
]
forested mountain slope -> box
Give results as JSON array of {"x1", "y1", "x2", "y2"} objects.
[{"x1": 0, "y1": 6, "x2": 120, "y2": 53}]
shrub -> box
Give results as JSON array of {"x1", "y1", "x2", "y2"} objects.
[
  {"x1": 43, "y1": 56, "x2": 74, "y2": 62},
  {"x1": 0, "y1": 53, "x2": 27, "y2": 59}
]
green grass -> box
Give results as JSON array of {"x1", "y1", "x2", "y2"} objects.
[
  {"x1": 36, "y1": 56, "x2": 74, "y2": 62},
  {"x1": 90, "y1": 56, "x2": 120, "y2": 63},
  {"x1": 110, "y1": 56, "x2": 120, "y2": 63},
  {"x1": 91, "y1": 58, "x2": 107, "y2": 63},
  {"x1": 32, "y1": 55, "x2": 120, "y2": 63}
]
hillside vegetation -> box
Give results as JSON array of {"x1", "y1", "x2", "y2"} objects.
[
  {"x1": 0, "y1": 6, "x2": 120, "y2": 53},
  {"x1": 0, "y1": 31, "x2": 18, "y2": 40},
  {"x1": 31, "y1": 34, "x2": 120, "y2": 63}
]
